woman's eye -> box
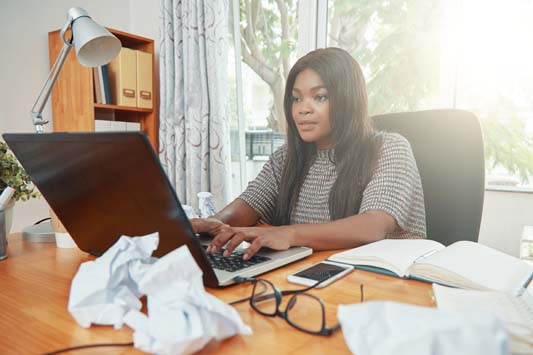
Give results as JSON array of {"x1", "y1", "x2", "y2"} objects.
[
  {"x1": 315, "y1": 95, "x2": 328, "y2": 102},
  {"x1": 291, "y1": 95, "x2": 301, "y2": 103}
]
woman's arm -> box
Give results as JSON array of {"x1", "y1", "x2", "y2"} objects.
[
  {"x1": 288, "y1": 210, "x2": 396, "y2": 249},
  {"x1": 209, "y1": 210, "x2": 397, "y2": 259},
  {"x1": 192, "y1": 146, "x2": 284, "y2": 235},
  {"x1": 214, "y1": 198, "x2": 260, "y2": 226},
  {"x1": 190, "y1": 198, "x2": 260, "y2": 235}
]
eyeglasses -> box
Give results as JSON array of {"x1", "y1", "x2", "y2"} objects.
[{"x1": 230, "y1": 276, "x2": 341, "y2": 336}]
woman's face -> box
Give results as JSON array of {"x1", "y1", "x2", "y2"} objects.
[{"x1": 291, "y1": 69, "x2": 332, "y2": 149}]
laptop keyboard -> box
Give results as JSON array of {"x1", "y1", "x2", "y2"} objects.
[{"x1": 203, "y1": 246, "x2": 271, "y2": 272}]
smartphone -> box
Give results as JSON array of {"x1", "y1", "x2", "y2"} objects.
[{"x1": 287, "y1": 261, "x2": 353, "y2": 288}]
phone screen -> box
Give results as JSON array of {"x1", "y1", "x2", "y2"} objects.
[{"x1": 293, "y1": 263, "x2": 347, "y2": 281}]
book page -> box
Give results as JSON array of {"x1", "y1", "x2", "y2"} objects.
[
  {"x1": 434, "y1": 284, "x2": 533, "y2": 326},
  {"x1": 411, "y1": 241, "x2": 533, "y2": 291},
  {"x1": 433, "y1": 284, "x2": 533, "y2": 354},
  {"x1": 328, "y1": 239, "x2": 445, "y2": 277}
]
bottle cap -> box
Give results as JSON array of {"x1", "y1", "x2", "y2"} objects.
[{"x1": 197, "y1": 191, "x2": 213, "y2": 199}]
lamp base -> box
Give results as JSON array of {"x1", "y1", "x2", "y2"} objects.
[{"x1": 22, "y1": 221, "x2": 55, "y2": 243}]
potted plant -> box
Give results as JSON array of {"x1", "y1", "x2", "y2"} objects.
[{"x1": 0, "y1": 141, "x2": 39, "y2": 235}]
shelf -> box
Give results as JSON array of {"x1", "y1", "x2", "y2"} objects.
[
  {"x1": 106, "y1": 27, "x2": 153, "y2": 50},
  {"x1": 94, "y1": 103, "x2": 153, "y2": 113},
  {"x1": 48, "y1": 27, "x2": 158, "y2": 150}
]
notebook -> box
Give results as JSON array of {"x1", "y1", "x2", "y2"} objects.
[
  {"x1": 433, "y1": 284, "x2": 533, "y2": 354},
  {"x1": 327, "y1": 239, "x2": 533, "y2": 292},
  {"x1": 3, "y1": 132, "x2": 312, "y2": 288}
]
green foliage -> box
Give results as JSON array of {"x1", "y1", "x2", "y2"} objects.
[
  {"x1": 0, "y1": 141, "x2": 39, "y2": 202},
  {"x1": 240, "y1": 0, "x2": 293, "y2": 69},
  {"x1": 235, "y1": 0, "x2": 297, "y2": 130},
  {"x1": 480, "y1": 111, "x2": 533, "y2": 184},
  {"x1": 279, "y1": 39, "x2": 292, "y2": 59},
  {"x1": 329, "y1": 0, "x2": 442, "y2": 115},
  {"x1": 328, "y1": 0, "x2": 533, "y2": 184}
]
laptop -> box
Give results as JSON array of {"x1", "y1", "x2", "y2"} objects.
[{"x1": 3, "y1": 132, "x2": 311, "y2": 287}]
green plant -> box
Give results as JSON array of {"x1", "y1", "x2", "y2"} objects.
[
  {"x1": 480, "y1": 109, "x2": 533, "y2": 184},
  {"x1": 0, "y1": 141, "x2": 39, "y2": 202}
]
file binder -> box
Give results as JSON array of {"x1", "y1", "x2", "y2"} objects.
[
  {"x1": 136, "y1": 50, "x2": 153, "y2": 109},
  {"x1": 107, "y1": 47, "x2": 137, "y2": 106}
]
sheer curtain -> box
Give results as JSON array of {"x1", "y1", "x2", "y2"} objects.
[{"x1": 159, "y1": 0, "x2": 230, "y2": 211}]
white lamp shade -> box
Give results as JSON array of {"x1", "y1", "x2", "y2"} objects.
[{"x1": 71, "y1": 16, "x2": 121, "y2": 67}]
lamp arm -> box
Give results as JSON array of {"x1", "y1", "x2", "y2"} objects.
[{"x1": 30, "y1": 21, "x2": 73, "y2": 134}]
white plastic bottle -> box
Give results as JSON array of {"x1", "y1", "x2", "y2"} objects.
[
  {"x1": 197, "y1": 192, "x2": 217, "y2": 218},
  {"x1": 520, "y1": 226, "x2": 533, "y2": 265}
]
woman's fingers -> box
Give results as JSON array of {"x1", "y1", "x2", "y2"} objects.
[
  {"x1": 208, "y1": 228, "x2": 235, "y2": 253},
  {"x1": 207, "y1": 227, "x2": 257, "y2": 253},
  {"x1": 222, "y1": 232, "x2": 246, "y2": 256},
  {"x1": 207, "y1": 226, "x2": 290, "y2": 259},
  {"x1": 243, "y1": 237, "x2": 265, "y2": 260},
  {"x1": 191, "y1": 218, "x2": 228, "y2": 235},
  {"x1": 242, "y1": 234, "x2": 291, "y2": 260}
]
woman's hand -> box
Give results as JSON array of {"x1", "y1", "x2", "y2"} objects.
[
  {"x1": 190, "y1": 218, "x2": 229, "y2": 236},
  {"x1": 207, "y1": 225, "x2": 295, "y2": 260}
]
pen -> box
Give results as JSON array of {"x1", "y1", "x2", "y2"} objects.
[
  {"x1": 516, "y1": 272, "x2": 533, "y2": 297},
  {"x1": 413, "y1": 249, "x2": 438, "y2": 263}
]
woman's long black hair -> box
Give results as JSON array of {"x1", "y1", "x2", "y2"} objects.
[{"x1": 272, "y1": 48, "x2": 383, "y2": 225}]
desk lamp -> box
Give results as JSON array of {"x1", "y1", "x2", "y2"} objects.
[{"x1": 24, "y1": 7, "x2": 121, "y2": 242}]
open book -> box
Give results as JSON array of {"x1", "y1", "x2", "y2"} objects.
[
  {"x1": 433, "y1": 284, "x2": 533, "y2": 354},
  {"x1": 327, "y1": 239, "x2": 533, "y2": 292}
]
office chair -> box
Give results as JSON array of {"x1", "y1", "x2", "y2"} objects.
[{"x1": 373, "y1": 109, "x2": 485, "y2": 246}]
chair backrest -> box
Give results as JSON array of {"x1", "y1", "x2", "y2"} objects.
[{"x1": 373, "y1": 109, "x2": 485, "y2": 246}]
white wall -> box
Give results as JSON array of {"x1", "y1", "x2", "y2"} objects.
[
  {"x1": 1, "y1": 0, "x2": 532, "y2": 258},
  {"x1": 479, "y1": 191, "x2": 533, "y2": 257},
  {"x1": 129, "y1": 0, "x2": 160, "y2": 46},
  {"x1": 0, "y1": 0, "x2": 131, "y2": 232}
]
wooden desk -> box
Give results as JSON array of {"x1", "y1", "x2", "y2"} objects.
[{"x1": 0, "y1": 234, "x2": 434, "y2": 355}]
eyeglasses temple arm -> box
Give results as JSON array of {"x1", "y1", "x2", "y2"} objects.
[
  {"x1": 228, "y1": 296, "x2": 251, "y2": 306},
  {"x1": 328, "y1": 323, "x2": 342, "y2": 334},
  {"x1": 227, "y1": 276, "x2": 257, "y2": 306},
  {"x1": 233, "y1": 276, "x2": 256, "y2": 283},
  {"x1": 281, "y1": 275, "x2": 330, "y2": 296}
]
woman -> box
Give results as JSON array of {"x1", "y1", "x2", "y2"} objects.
[{"x1": 192, "y1": 47, "x2": 426, "y2": 260}]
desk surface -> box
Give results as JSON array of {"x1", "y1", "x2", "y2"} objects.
[{"x1": 0, "y1": 234, "x2": 434, "y2": 355}]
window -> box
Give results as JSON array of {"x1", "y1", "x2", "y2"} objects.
[
  {"x1": 454, "y1": 0, "x2": 533, "y2": 189},
  {"x1": 229, "y1": 0, "x2": 533, "y2": 195},
  {"x1": 228, "y1": 0, "x2": 300, "y2": 198},
  {"x1": 327, "y1": 0, "x2": 445, "y2": 113},
  {"x1": 326, "y1": 0, "x2": 533, "y2": 190}
]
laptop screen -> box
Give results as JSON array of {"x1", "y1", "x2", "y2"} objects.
[{"x1": 3, "y1": 132, "x2": 219, "y2": 286}]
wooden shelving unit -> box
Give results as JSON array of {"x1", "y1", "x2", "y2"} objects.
[{"x1": 48, "y1": 27, "x2": 158, "y2": 151}]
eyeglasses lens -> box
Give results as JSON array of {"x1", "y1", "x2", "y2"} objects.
[
  {"x1": 285, "y1": 293, "x2": 324, "y2": 333},
  {"x1": 251, "y1": 280, "x2": 277, "y2": 315}
]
